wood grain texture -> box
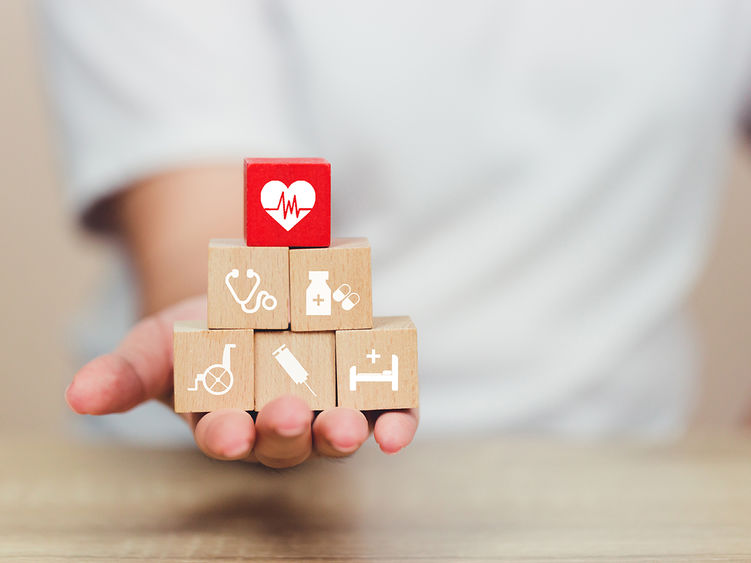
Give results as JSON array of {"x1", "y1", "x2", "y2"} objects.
[
  {"x1": 4, "y1": 434, "x2": 751, "y2": 561},
  {"x1": 207, "y1": 240, "x2": 289, "y2": 329},
  {"x1": 336, "y1": 316, "x2": 418, "y2": 410},
  {"x1": 173, "y1": 320, "x2": 254, "y2": 413},
  {"x1": 254, "y1": 330, "x2": 336, "y2": 410},
  {"x1": 289, "y1": 237, "x2": 373, "y2": 332}
]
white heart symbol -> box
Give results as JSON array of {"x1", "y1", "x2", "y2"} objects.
[{"x1": 260, "y1": 180, "x2": 317, "y2": 232}]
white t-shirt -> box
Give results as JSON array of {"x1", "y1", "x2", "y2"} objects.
[{"x1": 39, "y1": 0, "x2": 751, "y2": 441}]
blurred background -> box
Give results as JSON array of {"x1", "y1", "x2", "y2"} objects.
[{"x1": 2, "y1": 0, "x2": 751, "y2": 436}]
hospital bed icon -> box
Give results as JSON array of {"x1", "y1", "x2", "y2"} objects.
[{"x1": 349, "y1": 354, "x2": 399, "y2": 391}]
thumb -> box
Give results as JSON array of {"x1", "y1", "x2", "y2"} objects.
[{"x1": 66, "y1": 295, "x2": 206, "y2": 414}]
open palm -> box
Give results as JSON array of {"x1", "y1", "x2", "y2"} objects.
[{"x1": 65, "y1": 296, "x2": 419, "y2": 468}]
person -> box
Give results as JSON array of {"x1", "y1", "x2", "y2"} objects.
[{"x1": 39, "y1": 0, "x2": 751, "y2": 467}]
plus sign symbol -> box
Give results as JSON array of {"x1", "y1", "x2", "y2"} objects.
[
  {"x1": 366, "y1": 348, "x2": 381, "y2": 364},
  {"x1": 313, "y1": 295, "x2": 324, "y2": 306}
]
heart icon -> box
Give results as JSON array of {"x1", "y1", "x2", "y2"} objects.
[{"x1": 260, "y1": 180, "x2": 316, "y2": 231}]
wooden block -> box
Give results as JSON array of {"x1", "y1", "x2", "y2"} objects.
[
  {"x1": 289, "y1": 238, "x2": 373, "y2": 332},
  {"x1": 336, "y1": 316, "x2": 418, "y2": 410},
  {"x1": 244, "y1": 157, "x2": 331, "y2": 247},
  {"x1": 208, "y1": 239, "x2": 289, "y2": 330},
  {"x1": 254, "y1": 331, "x2": 336, "y2": 410},
  {"x1": 173, "y1": 321, "x2": 254, "y2": 413}
]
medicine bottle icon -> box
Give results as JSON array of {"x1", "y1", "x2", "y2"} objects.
[{"x1": 306, "y1": 270, "x2": 331, "y2": 316}]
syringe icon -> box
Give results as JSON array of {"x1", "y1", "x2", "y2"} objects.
[{"x1": 272, "y1": 344, "x2": 318, "y2": 397}]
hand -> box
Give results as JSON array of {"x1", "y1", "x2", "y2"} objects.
[{"x1": 65, "y1": 296, "x2": 419, "y2": 468}]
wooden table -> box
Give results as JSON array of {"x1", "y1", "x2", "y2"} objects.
[{"x1": 1, "y1": 434, "x2": 750, "y2": 561}]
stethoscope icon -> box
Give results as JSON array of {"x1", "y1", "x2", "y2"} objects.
[{"x1": 225, "y1": 268, "x2": 278, "y2": 314}]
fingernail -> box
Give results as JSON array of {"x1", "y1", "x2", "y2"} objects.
[
  {"x1": 64, "y1": 382, "x2": 83, "y2": 413},
  {"x1": 379, "y1": 443, "x2": 403, "y2": 455},
  {"x1": 275, "y1": 410, "x2": 312, "y2": 437},
  {"x1": 223, "y1": 441, "x2": 250, "y2": 459},
  {"x1": 276, "y1": 423, "x2": 308, "y2": 438},
  {"x1": 334, "y1": 442, "x2": 360, "y2": 454},
  {"x1": 331, "y1": 431, "x2": 361, "y2": 454}
]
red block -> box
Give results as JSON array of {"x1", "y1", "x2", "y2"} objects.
[{"x1": 244, "y1": 158, "x2": 331, "y2": 248}]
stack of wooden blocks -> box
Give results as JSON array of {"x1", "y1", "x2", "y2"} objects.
[{"x1": 173, "y1": 158, "x2": 419, "y2": 414}]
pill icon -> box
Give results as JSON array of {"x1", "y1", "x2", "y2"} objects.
[{"x1": 333, "y1": 284, "x2": 360, "y2": 311}]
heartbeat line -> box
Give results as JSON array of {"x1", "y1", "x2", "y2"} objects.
[{"x1": 263, "y1": 193, "x2": 313, "y2": 220}]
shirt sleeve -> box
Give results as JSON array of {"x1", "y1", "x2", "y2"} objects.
[{"x1": 37, "y1": 0, "x2": 302, "y2": 229}]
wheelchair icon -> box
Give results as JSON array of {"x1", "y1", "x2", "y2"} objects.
[{"x1": 188, "y1": 343, "x2": 235, "y2": 395}]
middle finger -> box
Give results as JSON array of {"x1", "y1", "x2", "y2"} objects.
[{"x1": 253, "y1": 395, "x2": 314, "y2": 468}]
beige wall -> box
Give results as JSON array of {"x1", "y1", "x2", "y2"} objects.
[
  {"x1": 2, "y1": 0, "x2": 750, "y2": 435},
  {"x1": 0, "y1": 1, "x2": 106, "y2": 434}
]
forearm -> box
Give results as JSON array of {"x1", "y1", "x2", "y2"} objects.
[{"x1": 117, "y1": 164, "x2": 243, "y2": 316}]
